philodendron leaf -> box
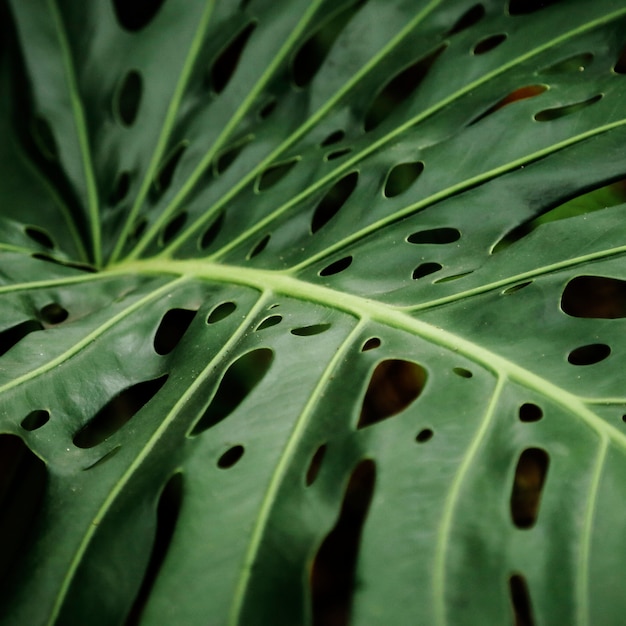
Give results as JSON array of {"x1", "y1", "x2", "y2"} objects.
[{"x1": 2, "y1": 0, "x2": 626, "y2": 624}]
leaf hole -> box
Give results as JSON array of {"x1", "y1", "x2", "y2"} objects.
[
  {"x1": 40, "y1": 303, "x2": 69, "y2": 325},
  {"x1": 519, "y1": 403, "x2": 543, "y2": 423},
  {"x1": 247, "y1": 234, "x2": 271, "y2": 259},
  {"x1": 154, "y1": 308, "x2": 197, "y2": 355},
  {"x1": 321, "y1": 130, "x2": 345, "y2": 146},
  {"x1": 319, "y1": 256, "x2": 353, "y2": 277},
  {"x1": 153, "y1": 142, "x2": 187, "y2": 196},
  {"x1": 130, "y1": 218, "x2": 148, "y2": 242},
  {"x1": 306, "y1": 444, "x2": 327, "y2": 486},
  {"x1": 21, "y1": 409, "x2": 50, "y2": 432},
  {"x1": 73, "y1": 374, "x2": 169, "y2": 448},
  {"x1": 508, "y1": 0, "x2": 562, "y2": 15},
  {"x1": 509, "y1": 573, "x2": 536, "y2": 626},
  {"x1": 31, "y1": 117, "x2": 58, "y2": 160},
  {"x1": 83, "y1": 446, "x2": 121, "y2": 470},
  {"x1": 361, "y1": 337, "x2": 381, "y2": 351},
  {"x1": 115, "y1": 70, "x2": 142, "y2": 126},
  {"x1": 433, "y1": 271, "x2": 474, "y2": 284},
  {"x1": 160, "y1": 212, "x2": 187, "y2": 246},
  {"x1": 255, "y1": 315, "x2": 282, "y2": 331},
  {"x1": 469, "y1": 85, "x2": 547, "y2": 125},
  {"x1": 567, "y1": 343, "x2": 610, "y2": 366},
  {"x1": 510, "y1": 447, "x2": 549, "y2": 529},
  {"x1": 214, "y1": 136, "x2": 254, "y2": 176},
  {"x1": 446, "y1": 4, "x2": 485, "y2": 36},
  {"x1": 311, "y1": 172, "x2": 359, "y2": 234},
  {"x1": 31, "y1": 254, "x2": 97, "y2": 273},
  {"x1": 310, "y1": 459, "x2": 376, "y2": 626},
  {"x1": 412, "y1": 262, "x2": 442, "y2": 280},
  {"x1": 0, "y1": 320, "x2": 44, "y2": 357},
  {"x1": 415, "y1": 428, "x2": 433, "y2": 443},
  {"x1": 258, "y1": 97, "x2": 277, "y2": 119},
  {"x1": 210, "y1": 22, "x2": 257, "y2": 94},
  {"x1": 363, "y1": 44, "x2": 447, "y2": 131},
  {"x1": 452, "y1": 367, "x2": 473, "y2": 378},
  {"x1": 472, "y1": 33, "x2": 507, "y2": 55},
  {"x1": 112, "y1": 0, "x2": 166, "y2": 31},
  {"x1": 199, "y1": 212, "x2": 225, "y2": 251},
  {"x1": 384, "y1": 161, "x2": 424, "y2": 198},
  {"x1": 534, "y1": 94, "x2": 603, "y2": 122},
  {"x1": 407, "y1": 227, "x2": 460, "y2": 244},
  {"x1": 615, "y1": 44, "x2": 626, "y2": 74},
  {"x1": 561, "y1": 276, "x2": 626, "y2": 319},
  {"x1": 502, "y1": 281, "x2": 532, "y2": 295},
  {"x1": 190, "y1": 348, "x2": 274, "y2": 435},
  {"x1": 325, "y1": 148, "x2": 352, "y2": 161},
  {"x1": 25, "y1": 226, "x2": 55, "y2": 249},
  {"x1": 207, "y1": 301, "x2": 236, "y2": 324},
  {"x1": 217, "y1": 445, "x2": 245, "y2": 469},
  {"x1": 110, "y1": 171, "x2": 131, "y2": 205},
  {"x1": 291, "y1": 1, "x2": 365, "y2": 88},
  {"x1": 358, "y1": 359, "x2": 427, "y2": 429},
  {"x1": 256, "y1": 158, "x2": 299, "y2": 192},
  {"x1": 291, "y1": 323, "x2": 331, "y2": 337},
  {"x1": 540, "y1": 52, "x2": 593, "y2": 74}
]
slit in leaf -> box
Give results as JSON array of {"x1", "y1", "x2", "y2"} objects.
[
  {"x1": 321, "y1": 130, "x2": 344, "y2": 146},
  {"x1": 310, "y1": 459, "x2": 376, "y2": 626},
  {"x1": 154, "y1": 308, "x2": 197, "y2": 355},
  {"x1": 567, "y1": 343, "x2": 610, "y2": 366},
  {"x1": 115, "y1": 70, "x2": 142, "y2": 126},
  {"x1": 325, "y1": 148, "x2": 351, "y2": 161},
  {"x1": 110, "y1": 171, "x2": 131, "y2": 205},
  {"x1": 31, "y1": 254, "x2": 97, "y2": 273},
  {"x1": 190, "y1": 348, "x2": 273, "y2": 435},
  {"x1": 615, "y1": 44, "x2": 626, "y2": 74},
  {"x1": 25, "y1": 226, "x2": 54, "y2": 249},
  {"x1": 358, "y1": 359, "x2": 427, "y2": 429},
  {"x1": 361, "y1": 337, "x2": 381, "y2": 351},
  {"x1": 407, "y1": 227, "x2": 459, "y2": 244},
  {"x1": 83, "y1": 446, "x2": 121, "y2": 470},
  {"x1": 291, "y1": 1, "x2": 364, "y2": 87},
  {"x1": 255, "y1": 315, "x2": 282, "y2": 331},
  {"x1": 364, "y1": 44, "x2": 447, "y2": 131},
  {"x1": 540, "y1": 52, "x2": 593, "y2": 74},
  {"x1": 248, "y1": 234, "x2": 270, "y2": 259},
  {"x1": 73, "y1": 374, "x2": 169, "y2": 448},
  {"x1": 112, "y1": 0, "x2": 166, "y2": 31},
  {"x1": 0, "y1": 320, "x2": 43, "y2": 357},
  {"x1": 210, "y1": 22, "x2": 257, "y2": 94},
  {"x1": 384, "y1": 161, "x2": 424, "y2": 197},
  {"x1": 258, "y1": 97, "x2": 277, "y2": 119},
  {"x1": 160, "y1": 212, "x2": 187, "y2": 245},
  {"x1": 217, "y1": 445, "x2": 245, "y2": 469},
  {"x1": 469, "y1": 85, "x2": 547, "y2": 125},
  {"x1": 256, "y1": 158, "x2": 299, "y2": 192},
  {"x1": 319, "y1": 256, "x2": 352, "y2": 277},
  {"x1": 311, "y1": 172, "x2": 359, "y2": 234},
  {"x1": 21, "y1": 409, "x2": 50, "y2": 432},
  {"x1": 446, "y1": 4, "x2": 485, "y2": 36},
  {"x1": 502, "y1": 282, "x2": 532, "y2": 295},
  {"x1": 561, "y1": 276, "x2": 626, "y2": 319},
  {"x1": 214, "y1": 135, "x2": 253, "y2": 176},
  {"x1": 510, "y1": 447, "x2": 549, "y2": 528},
  {"x1": 453, "y1": 367, "x2": 472, "y2": 378},
  {"x1": 31, "y1": 117, "x2": 58, "y2": 160},
  {"x1": 534, "y1": 94, "x2": 602, "y2": 122},
  {"x1": 509, "y1": 573, "x2": 536, "y2": 626},
  {"x1": 412, "y1": 262, "x2": 442, "y2": 279},
  {"x1": 153, "y1": 142, "x2": 187, "y2": 196},
  {"x1": 199, "y1": 212, "x2": 225, "y2": 250},
  {"x1": 472, "y1": 33, "x2": 506, "y2": 55},
  {"x1": 306, "y1": 444, "x2": 327, "y2": 486},
  {"x1": 291, "y1": 323, "x2": 331, "y2": 337},
  {"x1": 207, "y1": 301, "x2": 236, "y2": 324}
]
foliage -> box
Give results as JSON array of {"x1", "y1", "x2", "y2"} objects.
[{"x1": 1, "y1": 0, "x2": 626, "y2": 624}]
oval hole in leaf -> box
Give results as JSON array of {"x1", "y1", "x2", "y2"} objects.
[
  {"x1": 306, "y1": 444, "x2": 327, "y2": 486},
  {"x1": 321, "y1": 130, "x2": 344, "y2": 146},
  {"x1": 199, "y1": 212, "x2": 225, "y2": 250},
  {"x1": 258, "y1": 97, "x2": 277, "y2": 119},
  {"x1": 567, "y1": 343, "x2": 610, "y2": 366},
  {"x1": 325, "y1": 148, "x2": 352, "y2": 161},
  {"x1": 291, "y1": 1, "x2": 364, "y2": 87},
  {"x1": 115, "y1": 70, "x2": 142, "y2": 126},
  {"x1": 256, "y1": 158, "x2": 299, "y2": 191},
  {"x1": 21, "y1": 409, "x2": 50, "y2": 432},
  {"x1": 130, "y1": 218, "x2": 148, "y2": 243},
  {"x1": 310, "y1": 459, "x2": 376, "y2": 626},
  {"x1": 472, "y1": 33, "x2": 506, "y2": 55},
  {"x1": 125, "y1": 472, "x2": 183, "y2": 625},
  {"x1": 210, "y1": 22, "x2": 257, "y2": 94},
  {"x1": 358, "y1": 359, "x2": 427, "y2": 429},
  {"x1": 364, "y1": 44, "x2": 447, "y2": 131},
  {"x1": 0, "y1": 320, "x2": 43, "y2": 357},
  {"x1": 40, "y1": 303, "x2": 68, "y2": 325},
  {"x1": 190, "y1": 348, "x2": 274, "y2": 435},
  {"x1": 615, "y1": 44, "x2": 626, "y2": 74},
  {"x1": 534, "y1": 94, "x2": 602, "y2": 122},
  {"x1": 217, "y1": 445, "x2": 245, "y2": 469},
  {"x1": 519, "y1": 403, "x2": 543, "y2": 422},
  {"x1": 561, "y1": 276, "x2": 626, "y2": 319},
  {"x1": 319, "y1": 256, "x2": 353, "y2": 277},
  {"x1": 510, "y1": 447, "x2": 549, "y2": 529},
  {"x1": 541, "y1": 52, "x2": 593, "y2": 74},
  {"x1": 415, "y1": 428, "x2": 433, "y2": 443},
  {"x1": 248, "y1": 234, "x2": 270, "y2": 259},
  {"x1": 207, "y1": 301, "x2": 236, "y2": 324},
  {"x1": 154, "y1": 308, "x2": 197, "y2": 355},
  {"x1": 508, "y1": 0, "x2": 562, "y2": 15},
  {"x1": 509, "y1": 573, "x2": 536, "y2": 626},
  {"x1": 25, "y1": 226, "x2": 54, "y2": 249},
  {"x1": 109, "y1": 171, "x2": 131, "y2": 205},
  {"x1": 153, "y1": 142, "x2": 187, "y2": 196},
  {"x1": 112, "y1": 0, "x2": 166, "y2": 31},
  {"x1": 412, "y1": 262, "x2": 442, "y2": 280},
  {"x1": 0, "y1": 435, "x2": 46, "y2": 585},
  {"x1": 214, "y1": 135, "x2": 253, "y2": 176},
  {"x1": 31, "y1": 117, "x2": 58, "y2": 160},
  {"x1": 384, "y1": 161, "x2": 424, "y2": 197},
  {"x1": 255, "y1": 315, "x2": 282, "y2": 331},
  {"x1": 291, "y1": 323, "x2": 331, "y2": 337},
  {"x1": 469, "y1": 85, "x2": 547, "y2": 125},
  {"x1": 361, "y1": 337, "x2": 381, "y2": 351},
  {"x1": 408, "y1": 228, "x2": 459, "y2": 244},
  {"x1": 73, "y1": 374, "x2": 168, "y2": 448},
  {"x1": 160, "y1": 212, "x2": 187, "y2": 245},
  {"x1": 446, "y1": 4, "x2": 485, "y2": 36},
  {"x1": 311, "y1": 172, "x2": 359, "y2": 234},
  {"x1": 453, "y1": 367, "x2": 473, "y2": 378}
]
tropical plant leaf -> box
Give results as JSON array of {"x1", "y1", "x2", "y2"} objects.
[{"x1": 1, "y1": 0, "x2": 626, "y2": 624}]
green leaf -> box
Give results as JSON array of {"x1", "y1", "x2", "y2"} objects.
[{"x1": 2, "y1": 1, "x2": 626, "y2": 624}]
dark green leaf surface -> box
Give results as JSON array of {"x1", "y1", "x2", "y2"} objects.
[{"x1": 2, "y1": 0, "x2": 626, "y2": 624}]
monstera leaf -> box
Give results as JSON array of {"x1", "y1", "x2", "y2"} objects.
[{"x1": 2, "y1": 0, "x2": 626, "y2": 623}]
